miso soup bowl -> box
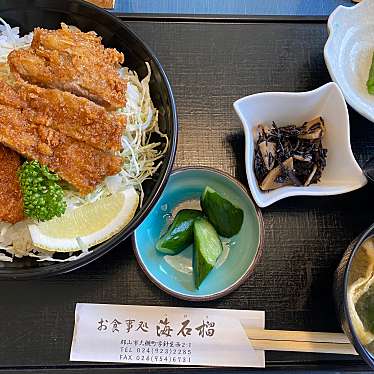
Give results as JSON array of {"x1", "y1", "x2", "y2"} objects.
[
  {"x1": 233, "y1": 82, "x2": 367, "y2": 208},
  {"x1": 334, "y1": 223, "x2": 374, "y2": 369}
]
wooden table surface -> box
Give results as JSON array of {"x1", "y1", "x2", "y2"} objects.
[{"x1": 1, "y1": 15, "x2": 374, "y2": 374}]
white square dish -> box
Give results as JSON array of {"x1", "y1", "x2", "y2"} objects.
[{"x1": 233, "y1": 82, "x2": 367, "y2": 208}]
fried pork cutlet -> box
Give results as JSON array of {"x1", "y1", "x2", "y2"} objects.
[
  {"x1": 8, "y1": 24, "x2": 126, "y2": 110},
  {"x1": 0, "y1": 80, "x2": 125, "y2": 151},
  {"x1": 0, "y1": 144, "x2": 24, "y2": 223},
  {"x1": 32, "y1": 23, "x2": 124, "y2": 66},
  {"x1": 0, "y1": 104, "x2": 122, "y2": 195}
]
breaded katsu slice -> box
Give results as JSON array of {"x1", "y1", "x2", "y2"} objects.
[
  {"x1": 0, "y1": 144, "x2": 24, "y2": 223},
  {"x1": 32, "y1": 23, "x2": 124, "y2": 66},
  {"x1": 0, "y1": 80, "x2": 125, "y2": 151},
  {"x1": 8, "y1": 24, "x2": 126, "y2": 110},
  {"x1": 0, "y1": 104, "x2": 122, "y2": 195}
]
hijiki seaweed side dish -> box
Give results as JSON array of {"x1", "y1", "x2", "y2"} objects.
[
  {"x1": 0, "y1": 19, "x2": 168, "y2": 263},
  {"x1": 254, "y1": 117, "x2": 327, "y2": 191}
]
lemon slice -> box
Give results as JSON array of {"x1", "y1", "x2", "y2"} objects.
[{"x1": 29, "y1": 188, "x2": 139, "y2": 252}]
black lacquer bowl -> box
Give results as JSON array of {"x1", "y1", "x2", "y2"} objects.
[
  {"x1": 0, "y1": 0, "x2": 177, "y2": 278},
  {"x1": 334, "y1": 223, "x2": 374, "y2": 369}
]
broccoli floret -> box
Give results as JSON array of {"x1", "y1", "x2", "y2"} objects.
[{"x1": 18, "y1": 160, "x2": 67, "y2": 221}]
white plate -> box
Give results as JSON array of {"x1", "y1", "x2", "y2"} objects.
[
  {"x1": 233, "y1": 83, "x2": 367, "y2": 207},
  {"x1": 324, "y1": 0, "x2": 374, "y2": 123}
]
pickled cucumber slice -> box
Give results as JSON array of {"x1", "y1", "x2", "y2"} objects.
[
  {"x1": 193, "y1": 217, "x2": 223, "y2": 288},
  {"x1": 156, "y1": 209, "x2": 203, "y2": 255},
  {"x1": 201, "y1": 186, "x2": 244, "y2": 237}
]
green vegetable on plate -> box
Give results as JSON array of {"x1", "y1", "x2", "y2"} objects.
[
  {"x1": 156, "y1": 209, "x2": 203, "y2": 255},
  {"x1": 201, "y1": 186, "x2": 244, "y2": 237},
  {"x1": 367, "y1": 52, "x2": 374, "y2": 95},
  {"x1": 193, "y1": 217, "x2": 223, "y2": 288},
  {"x1": 18, "y1": 160, "x2": 67, "y2": 222}
]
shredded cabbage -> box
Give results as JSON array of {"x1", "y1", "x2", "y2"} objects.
[
  {"x1": 0, "y1": 20, "x2": 168, "y2": 262},
  {"x1": 0, "y1": 18, "x2": 33, "y2": 62}
]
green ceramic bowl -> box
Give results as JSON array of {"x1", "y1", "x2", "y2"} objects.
[{"x1": 132, "y1": 167, "x2": 264, "y2": 301}]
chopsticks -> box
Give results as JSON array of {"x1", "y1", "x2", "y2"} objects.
[{"x1": 245, "y1": 329, "x2": 358, "y2": 355}]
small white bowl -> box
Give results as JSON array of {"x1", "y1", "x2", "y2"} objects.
[
  {"x1": 233, "y1": 82, "x2": 367, "y2": 208},
  {"x1": 324, "y1": 0, "x2": 374, "y2": 123}
]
